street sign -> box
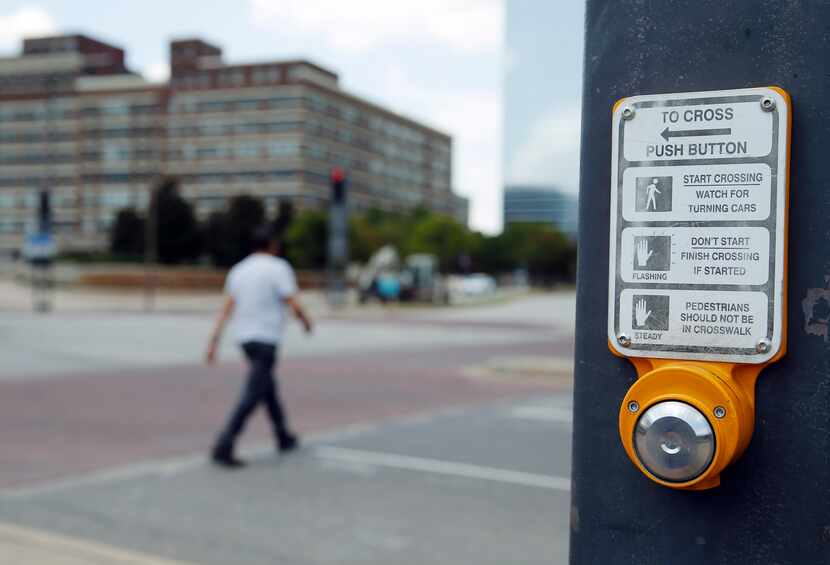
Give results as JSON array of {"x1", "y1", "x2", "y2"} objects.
[
  {"x1": 22, "y1": 232, "x2": 56, "y2": 264},
  {"x1": 607, "y1": 87, "x2": 791, "y2": 363}
]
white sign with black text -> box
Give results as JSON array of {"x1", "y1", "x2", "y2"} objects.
[{"x1": 608, "y1": 87, "x2": 790, "y2": 363}]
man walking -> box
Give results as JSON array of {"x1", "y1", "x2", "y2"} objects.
[{"x1": 206, "y1": 226, "x2": 313, "y2": 468}]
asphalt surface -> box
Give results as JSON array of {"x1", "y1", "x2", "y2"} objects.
[{"x1": 0, "y1": 290, "x2": 575, "y2": 564}]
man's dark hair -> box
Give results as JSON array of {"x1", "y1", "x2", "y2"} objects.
[{"x1": 251, "y1": 225, "x2": 277, "y2": 252}]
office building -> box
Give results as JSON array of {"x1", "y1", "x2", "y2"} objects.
[
  {"x1": 503, "y1": 184, "x2": 578, "y2": 238},
  {"x1": 0, "y1": 34, "x2": 465, "y2": 253},
  {"x1": 502, "y1": 2, "x2": 583, "y2": 238}
]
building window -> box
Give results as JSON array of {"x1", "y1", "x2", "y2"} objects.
[
  {"x1": 131, "y1": 104, "x2": 159, "y2": 115},
  {"x1": 235, "y1": 122, "x2": 263, "y2": 135},
  {"x1": 53, "y1": 190, "x2": 75, "y2": 208},
  {"x1": 288, "y1": 65, "x2": 336, "y2": 88},
  {"x1": 266, "y1": 122, "x2": 301, "y2": 133},
  {"x1": 103, "y1": 145, "x2": 130, "y2": 162},
  {"x1": 199, "y1": 174, "x2": 224, "y2": 184},
  {"x1": 338, "y1": 129, "x2": 353, "y2": 144},
  {"x1": 236, "y1": 143, "x2": 261, "y2": 159},
  {"x1": 22, "y1": 193, "x2": 39, "y2": 208},
  {"x1": 268, "y1": 142, "x2": 299, "y2": 157},
  {"x1": 199, "y1": 100, "x2": 231, "y2": 113},
  {"x1": 342, "y1": 105, "x2": 357, "y2": 122},
  {"x1": 236, "y1": 99, "x2": 260, "y2": 111},
  {"x1": 136, "y1": 192, "x2": 150, "y2": 208},
  {"x1": 100, "y1": 189, "x2": 131, "y2": 208},
  {"x1": 98, "y1": 211, "x2": 115, "y2": 231},
  {"x1": 172, "y1": 98, "x2": 198, "y2": 113},
  {"x1": 83, "y1": 217, "x2": 96, "y2": 234},
  {"x1": 0, "y1": 219, "x2": 21, "y2": 233},
  {"x1": 305, "y1": 143, "x2": 327, "y2": 160},
  {"x1": 200, "y1": 119, "x2": 229, "y2": 136},
  {"x1": 268, "y1": 97, "x2": 301, "y2": 109},
  {"x1": 99, "y1": 100, "x2": 130, "y2": 116},
  {"x1": 218, "y1": 69, "x2": 246, "y2": 87},
  {"x1": 305, "y1": 93, "x2": 327, "y2": 113},
  {"x1": 252, "y1": 67, "x2": 281, "y2": 84},
  {"x1": 53, "y1": 221, "x2": 78, "y2": 234},
  {"x1": 197, "y1": 146, "x2": 225, "y2": 160}
]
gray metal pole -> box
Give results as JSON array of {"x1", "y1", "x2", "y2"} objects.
[
  {"x1": 144, "y1": 184, "x2": 157, "y2": 313},
  {"x1": 33, "y1": 77, "x2": 55, "y2": 313},
  {"x1": 327, "y1": 203, "x2": 348, "y2": 307},
  {"x1": 327, "y1": 170, "x2": 348, "y2": 307},
  {"x1": 572, "y1": 2, "x2": 830, "y2": 563}
]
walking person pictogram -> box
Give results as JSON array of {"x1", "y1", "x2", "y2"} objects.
[
  {"x1": 635, "y1": 176, "x2": 672, "y2": 212},
  {"x1": 646, "y1": 178, "x2": 661, "y2": 210}
]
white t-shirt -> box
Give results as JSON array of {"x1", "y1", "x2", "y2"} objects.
[{"x1": 225, "y1": 253, "x2": 298, "y2": 344}]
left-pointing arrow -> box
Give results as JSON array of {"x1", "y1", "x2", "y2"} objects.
[{"x1": 660, "y1": 126, "x2": 732, "y2": 142}]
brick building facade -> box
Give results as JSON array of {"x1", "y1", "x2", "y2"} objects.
[{"x1": 0, "y1": 34, "x2": 467, "y2": 253}]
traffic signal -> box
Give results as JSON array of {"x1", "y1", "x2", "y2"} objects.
[
  {"x1": 38, "y1": 190, "x2": 51, "y2": 233},
  {"x1": 331, "y1": 167, "x2": 346, "y2": 204}
]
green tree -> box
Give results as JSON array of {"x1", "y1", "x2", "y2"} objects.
[
  {"x1": 110, "y1": 208, "x2": 145, "y2": 259},
  {"x1": 467, "y1": 222, "x2": 576, "y2": 283},
  {"x1": 285, "y1": 210, "x2": 328, "y2": 269},
  {"x1": 525, "y1": 227, "x2": 574, "y2": 283},
  {"x1": 152, "y1": 178, "x2": 202, "y2": 264},
  {"x1": 349, "y1": 215, "x2": 378, "y2": 264},
  {"x1": 362, "y1": 207, "x2": 412, "y2": 253},
  {"x1": 406, "y1": 214, "x2": 472, "y2": 272},
  {"x1": 204, "y1": 195, "x2": 266, "y2": 267},
  {"x1": 469, "y1": 231, "x2": 510, "y2": 274}
]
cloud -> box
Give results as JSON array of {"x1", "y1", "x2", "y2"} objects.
[
  {"x1": 0, "y1": 5, "x2": 57, "y2": 52},
  {"x1": 144, "y1": 61, "x2": 170, "y2": 83},
  {"x1": 247, "y1": 0, "x2": 504, "y2": 231},
  {"x1": 503, "y1": 45, "x2": 519, "y2": 76},
  {"x1": 375, "y1": 67, "x2": 502, "y2": 233},
  {"x1": 249, "y1": 0, "x2": 501, "y2": 54},
  {"x1": 506, "y1": 106, "x2": 582, "y2": 194}
]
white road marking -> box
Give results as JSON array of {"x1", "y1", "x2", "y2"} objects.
[
  {"x1": 314, "y1": 446, "x2": 571, "y2": 492},
  {"x1": 508, "y1": 405, "x2": 573, "y2": 424},
  {"x1": 0, "y1": 421, "x2": 380, "y2": 500},
  {"x1": 0, "y1": 398, "x2": 567, "y2": 500},
  {"x1": 0, "y1": 521, "x2": 194, "y2": 564}
]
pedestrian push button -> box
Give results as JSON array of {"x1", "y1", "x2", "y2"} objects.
[{"x1": 607, "y1": 87, "x2": 792, "y2": 490}]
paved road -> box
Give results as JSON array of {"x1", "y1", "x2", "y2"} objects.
[{"x1": 0, "y1": 290, "x2": 575, "y2": 564}]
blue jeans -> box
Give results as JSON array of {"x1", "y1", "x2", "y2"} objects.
[{"x1": 215, "y1": 342, "x2": 290, "y2": 453}]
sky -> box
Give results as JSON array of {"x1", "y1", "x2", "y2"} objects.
[
  {"x1": 503, "y1": 0, "x2": 585, "y2": 196},
  {"x1": 0, "y1": 0, "x2": 585, "y2": 234}
]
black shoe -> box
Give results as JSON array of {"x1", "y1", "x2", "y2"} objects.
[
  {"x1": 277, "y1": 433, "x2": 299, "y2": 453},
  {"x1": 211, "y1": 448, "x2": 247, "y2": 469}
]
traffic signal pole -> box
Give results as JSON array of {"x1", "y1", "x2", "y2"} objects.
[
  {"x1": 327, "y1": 168, "x2": 348, "y2": 307},
  {"x1": 571, "y1": 2, "x2": 830, "y2": 563}
]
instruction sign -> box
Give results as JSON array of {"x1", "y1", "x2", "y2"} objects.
[{"x1": 608, "y1": 87, "x2": 790, "y2": 363}]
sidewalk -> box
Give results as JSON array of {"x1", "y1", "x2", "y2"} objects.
[
  {"x1": 0, "y1": 277, "x2": 544, "y2": 319},
  {"x1": 0, "y1": 278, "x2": 330, "y2": 315},
  {"x1": 0, "y1": 522, "x2": 193, "y2": 565}
]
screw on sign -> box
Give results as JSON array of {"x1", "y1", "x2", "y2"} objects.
[{"x1": 607, "y1": 87, "x2": 792, "y2": 490}]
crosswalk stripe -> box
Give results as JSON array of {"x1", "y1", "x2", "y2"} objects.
[{"x1": 315, "y1": 446, "x2": 571, "y2": 492}]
